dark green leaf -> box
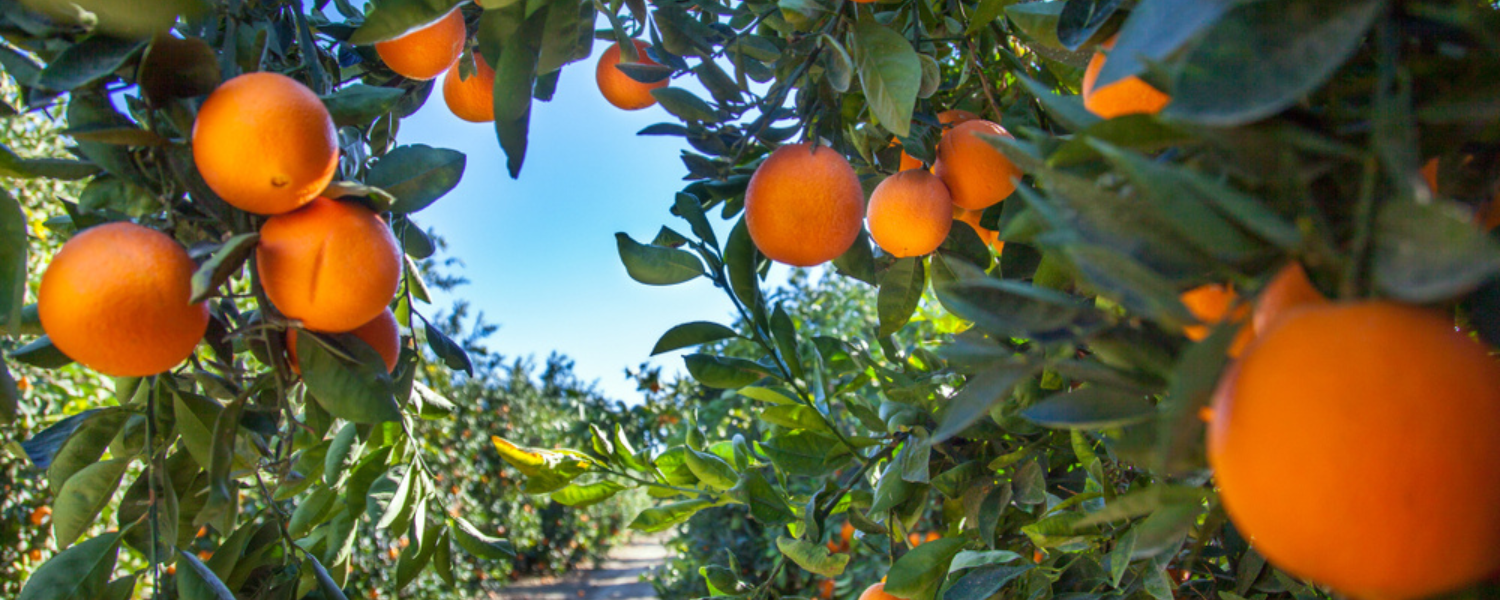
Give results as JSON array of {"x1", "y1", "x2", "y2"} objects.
[
  {"x1": 1092, "y1": 0, "x2": 1234, "y2": 89},
  {"x1": 368, "y1": 145, "x2": 467, "y2": 214},
  {"x1": 685, "y1": 354, "x2": 767, "y2": 389},
  {"x1": 53, "y1": 458, "x2": 131, "y2": 549},
  {"x1": 349, "y1": 0, "x2": 463, "y2": 45},
  {"x1": 305, "y1": 552, "x2": 350, "y2": 600},
  {"x1": 652, "y1": 321, "x2": 739, "y2": 355},
  {"x1": 17, "y1": 529, "x2": 125, "y2": 600},
  {"x1": 616, "y1": 232, "x2": 706, "y2": 285},
  {"x1": 674, "y1": 192, "x2": 718, "y2": 249},
  {"x1": 177, "y1": 549, "x2": 235, "y2": 600},
  {"x1": 885, "y1": 538, "x2": 966, "y2": 600},
  {"x1": 652, "y1": 88, "x2": 720, "y2": 123},
  {"x1": 1057, "y1": 0, "x2": 1122, "y2": 51},
  {"x1": 852, "y1": 19, "x2": 921, "y2": 137},
  {"x1": 0, "y1": 189, "x2": 25, "y2": 335},
  {"x1": 450, "y1": 515, "x2": 515, "y2": 558},
  {"x1": 47, "y1": 408, "x2": 128, "y2": 494},
  {"x1": 491, "y1": 6, "x2": 547, "y2": 178},
  {"x1": 323, "y1": 84, "x2": 406, "y2": 127},
  {"x1": 37, "y1": 35, "x2": 144, "y2": 90},
  {"x1": 1022, "y1": 387, "x2": 1155, "y2": 429},
  {"x1": 933, "y1": 362, "x2": 1035, "y2": 443},
  {"x1": 11, "y1": 335, "x2": 74, "y2": 369},
  {"x1": 945, "y1": 565, "x2": 1032, "y2": 600},
  {"x1": 299, "y1": 332, "x2": 402, "y2": 424},
  {"x1": 423, "y1": 317, "x2": 474, "y2": 376},
  {"x1": 189, "y1": 232, "x2": 258, "y2": 304},
  {"x1": 737, "y1": 470, "x2": 794, "y2": 526},
  {"x1": 878, "y1": 257, "x2": 924, "y2": 337}
]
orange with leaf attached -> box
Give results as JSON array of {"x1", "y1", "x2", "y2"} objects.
[
  {"x1": 1082, "y1": 35, "x2": 1171, "y2": 118},
  {"x1": 443, "y1": 54, "x2": 496, "y2": 123},
  {"x1": 596, "y1": 40, "x2": 668, "y2": 111},
  {"x1": 375, "y1": 9, "x2": 466, "y2": 80},
  {"x1": 288, "y1": 309, "x2": 401, "y2": 374}
]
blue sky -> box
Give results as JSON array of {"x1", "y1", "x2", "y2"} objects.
[{"x1": 392, "y1": 55, "x2": 767, "y2": 401}]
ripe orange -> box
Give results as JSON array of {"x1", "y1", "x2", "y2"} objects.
[
  {"x1": 819, "y1": 579, "x2": 835, "y2": 600},
  {"x1": 27, "y1": 549, "x2": 42, "y2": 562},
  {"x1": 953, "y1": 206, "x2": 1002, "y2": 254},
  {"x1": 1209, "y1": 302, "x2": 1500, "y2": 600},
  {"x1": 897, "y1": 110, "x2": 979, "y2": 170},
  {"x1": 933, "y1": 120, "x2": 1022, "y2": 211},
  {"x1": 1421, "y1": 157, "x2": 1439, "y2": 194},
  {"x1": 1251, "y1": 263, "x2": 1326, "y2": 336},
  {"x1": 894, "y1": 138, "x2": 924, "y2": 171},
  {"x1": 256, "y1": 197, "x2": 402, "y2": 333},
  {"x1": 1081, "y1": 35, "x2": 1171, "y2": 119},
  {"x1": 906, "y1": 532, "x2": 922, "y2": 547},
  {"x1": 596, "y1": 40, "x2": 668, "y2": 111},
  {"x1": 39, "y1": 223, "x2": 208, "y2": 377},
  {"x1": 867, "y1": 170, "x2": 952, "y2": 258},
  {"x1": 840, "y1": 520, "x2": 855, "y2": 546},
  {"x1": 923, "y1": 532, "x2": 940, "y2": 543},
  {"x1": 375, "y1": 9, "x2": 465, "y2": 81},
  {"x1": 288, "y1": 309, "x2": 400, "y2": 374},
  {"x1": 744, "y1": 143, "x2": 864, "y2": 267},
  {"x1": 826, "y1": 540, "x2": 842, "y2": 554},
  {"x1": 443, "y1": 54, "x2": 496, "y2": 123},
  {"x1": 1179, "y1": 284, "x2": 1250, "y2": 346},
  {"x1": 192, "y1": 72, "x2": 338, "y2": 215},
  {"x1": 858, "y1": 583, "x2": 901, "y2": 600},
  {"x1": 28, "y1": 505, "x2": 51, "y2": 526}
]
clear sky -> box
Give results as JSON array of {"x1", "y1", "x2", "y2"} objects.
[{"x1": 391, "y1": 51, "x2": 763, "y2": 402}]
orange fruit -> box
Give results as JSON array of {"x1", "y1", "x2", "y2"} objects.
[
  {"x1": 953, "y1": 206, "x2": 1002, "y2": 254},
  {"x1": 27, "y1": 549, "x2": 42, "y2": 562},
  {"x1": 1208, "y1": 302, "x2": 1500, "y2": 600},
  {"x1": 1082, "y1": 35, "x2": 1171, "y2": 119},
  {"x1": 1179, "y1": 284, "x2": 1250, "y2": 347},
  {"x1": 192, "y1": 72, "x2": 338, "y2": 215},
  {"x1": 256, "y1": 197, "x2": 402, "y2": 333},
  {"x1": 933, "y1": 120, "x2": 1022, "y2": 211},
  {"x1": 923, "y1": 532, "x2": 940, "y2": 543},
  {"x1": 858, "y1": 583, "x2": 901, "y2": 600},
  {"x1": 894, "y1": 137, "x2": 924, "y2": 172},
  {"x1": 906, "y1": 532, "x2": 922, "y2": 547},
  {"x1": 596, "y1": 40, "x2": 668, "y2": 111},
  {"x1": 28, "y1": 505, "x2": 51, "y2": 526},
  {"x1": 39, "y1": 223, "x2": 208, "y2": 377},
  {"x1": 819, "y1": 579, "x2": 835, "y2": 600},
  {"x1": 840, "y1": 520, "x2": 855, "y2": 546},
  {"x1": 867, "y1": 170, "x2": 952, "y2": 258},
  {"x1": 937, "y1": 109, "x2": 979, "y2": 126},
  {"x1": 375, "y1": 9, "x2": 465, "y2": 81},
  {"x1": 443, "y1": 54, "x2": 496, "y2": 123},
  {"x1": 288, "y1": 309, "x2": 400, "y2": 373},
  {"x1": 1421, "y1": 157, "x2": 1439, "y2": 194},
  {"x1": 198, "y1": 550, "x2": 213, "y2": 561},
  {"x1": 1251, "y1": 263, "x2": 1326, "y2": 337},
  {"x1": 826, "y1": 540, "x2": 842, "y2": 554},
  {"x1": 744, "y1": 143, "x2": 864, "y2": 267}
]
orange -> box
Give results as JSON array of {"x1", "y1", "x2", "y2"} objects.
[
  {"x1": 897, "y1": 110, "x2": 981, "y2": 171},
  {"x1": 826, "y1": 540, "x2": 842, "y2": 554},
  {"x1": 840, "y1": 521, "x2": 855, "y2": 546},
  {"x1": 1421, "y1": 157, "x2": 1439, "y2": 194},
  {"x1": 1208, "y1": 302, "x2": 1500, "y2": 600},
  {"x1": 256, "y1": 197, "x2": 402, "y2": 333},
  {"x1": 443, "y1": 54, "x2": 496, "y2": 123},
  {"x1": 192, "y1": 72, "x2": 338, "y2": 215},
  {"x1": 39, "y1": 223, "x2": 208, "y2": 377},
  {"x1": 906, "y1": 532, "x2": 922, "y2": 547},
  {"x1": 744, "y1": 143, "x2": 864, "y2": 267},
  {"x1": 923, "y1": 532, "x2": 940, "y2": 543},
  {"x1": 596, "y1": 40, "x2": 668, "y2": 111},
  {"x1": 858, "y1": 583, "x2": 901, "y2": 600},
  {"x1": 933, "y1": 120, "x2": 1022, "y2": 211},
  {"x1": 27, "y1": 549, "x2": 41, "y2": 562},
  {"x1": 953, "y1": 206, "x2": 1002, "y2": 254},
  {"x1": 819, "y1": 579, "x2": 835, "y2": 600},
  {"x1": 895, "y1": 138, "x2": 924, "y2": 171},
  {"x1": 1082, "y1": 35, "x2": 1171, "y2": 119},
  {"x1": 1179, "y1": 284, "x2": 1249, "y2": 343},
  {"x1": 867, "y1": 170, "x2": 952, "y2": 258},
  {"x1": 288, "y1": 309, "x2": 400, "y2": 373},
  {"x1": 28, "y1": 505, "x2": 50, "y2": 526},
  {"x1": 1251, "y1": 263, "x2": 1326, "y2": 336},
  {"x1": 374, "y1": 9, "x2": 465, "y2": 81}
]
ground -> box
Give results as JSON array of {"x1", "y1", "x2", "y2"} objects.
[{"x1": 486, "y1": 536, "x2": 668, "y2": 600}]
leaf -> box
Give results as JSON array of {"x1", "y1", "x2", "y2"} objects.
[
  {"x1": 937, "y1": 262, "x2": 1100, "y2": 341},
  {"x1": 684, "y1": 448, "x2": 738, "y2": 491},
  {"x1": 324, "y1": 84, "x2": 406, "y2": 127},
  {"x1": 1021, "y1": 387, "x2": 1156, "y2": 429},
  {"x1": 759, "y1": 430, "x2": 842, "y2": 476},
  {"x1": 736, "y1": 470, "x2": 795, "y2": 526},
  {"x1": 0, "y1": 189, "x2": 25, "y2": 335},
  {"x1": 0, "y1": 144, "x2": 100, "y2": 181},
  {"x1": 324, "y1": 423, "x2": 362, "y2": 487},
  {"x1": 885, "y1": 538, "x2": 967, "y2": 600},
  {"x1": 37, "y1": 35, "x2": 144, "y2": 92},
  {"x1": 966, "y1": 0, "x2": 1015, "y2": 35},
  {"x1": 22, "y1": 410, "x2": 98, "y2": 470},
  {"x1": 629, "y1": 498, "x2": 713, "y2": 532},
  {"x1": 305, "y1": 552, "x2": 350, "y2": 600},
  {"x1": 616, "y1": 232, "x2": 706, "y2": 285},
  {"x1": 1057, "y1": 0, "x2": 1123, "y2": 51},
  {"x1": 1062, "y1": 244, "x2": 1196, "y2": 330},
  {"x1": 138, "y1": 33, "x2": 219, "y2": 104},
  {"x1": 684, "y1": 353, "x2": 767, "y2": 389},
  {"x1": 1155, "y1": 320, "x2": 1236, "y2": 475},
  {"x1": 396, "y1": 521, "x2": 438, "y2": 590},
  {"x1": 10, "y1": 335, "x2": 73, "y2": 369},
  {"x1": 933, "y1": 364, "x2": 1034, "y2": 444},
  {"x1": 1374, "y1": 199, "x2": 1500, "y2": 302},
  {"x1": 652, "y1": 321, "x2": 739, "y2": 355},
  {"x1": 189, "y1": 232, "x2": 258, "y2": 304},
  {"x1": 777, "y1": 537, "x2": 850, "y2": 577},
  {"x1": 878, "y1": 257, "x2": 925, "y2": 337},
  {"x1": 177, "y1": 549, "x2": 235, "y2": 600},
  {"x1": 821, "y1": 34, "x2": 853, "y2": 93},
  {"x1": 490, "y1": 5, "x2": 547, "y2": 177},
  {"x1": 489, "y1": 436, "x2": 593, "y2": 493},
  {"x1": 1091, "y1": 0, "x2": 1235, "y2": 89},
  {"x1": 53, "y1": 458, "x2": 131, "y2": 549},
  {"x1": 653, "y1": 88, "x2": 720, "y2": 124},
  {"x1": 948, "y1": 550, "x2": 1023, "y2": 572},
  {"x1": 725, "y1": 218, "x2": 763, "y2": 312},
  {"x1": 423, "y1": 317, "x2": 474, "y2": 376},
  {"x1": 1074, "y1": 485, "x2": 1210, "y2": 528},
  {"x1": 852, "y1": 19, "x2": 921, "y2": 137},
  {"x1": 349, "y1": 0, "x2": 463, "y2": 44},
  {"x1": 47, "y1": 409, "x2": 129, "y2": 494},
  {"x1": 450, "y1": 515, "x2": 515, "y2": 559},
  {"x1": 1165, "y1": 0, "x2": 1385, "y2": 126},
  {"x1": 299, "y1": 332, "x2": 402, "y2": 424},
  {"x1": 17, "y1": 529, "x2": 125, "y2": 600},
  {"x1": 551, "y1": 481, "x2": 630, "y2": 507},
  {"x1": 944, "y1": 565, "x2": 1032, "y2": 600},
  {"x1": 367, "y1": 145, "x2": 467, "y2": 214},
  {"x1": 536, "y1": 0, "x2": 592, "y2": 74}
]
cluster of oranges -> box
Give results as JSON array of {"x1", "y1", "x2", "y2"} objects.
[
  {"x1": 376, "y1": 8, "x2": 496, "y2": 123},
  {"x1": 39, "y1": 69, "x2": 402, "y2": 378}
]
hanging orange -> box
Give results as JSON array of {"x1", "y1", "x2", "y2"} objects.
[
  {"x1": 375, "y1": 9, "x2": 466, "y2": 81},
  {"x1": 933, "y1": 120, "x2": 1022, "y2": 211},
  {"x1": 744, "y1": 144, "x2": 864, "y2": 267},
  {"x1": 256, "y1": 197, "x2": 402, "y2": 333}
]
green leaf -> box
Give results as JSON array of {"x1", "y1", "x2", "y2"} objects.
[
  {"x1": 17, "y1": 529, "x2": 125, "y2": 600},
  {"x1": 53, "y1": 457, "x2": 131, "y2": 549},
  {"x1": 0, "y1": 189, "x2": 26, "y2": 335},
  {"x1": 769, "y1": 305, "x2": 802, "y2": 379},
  {"x1": 551, "y1": 481, "x2": 630, "y2": 507},
  {"x1": 1013, "y1": 73, "x2": 1100, "y2": 133},
  {"x1": 652, "y1": 88, "x2": 720, "y2": 123},
  {"x1": 852, "y1": 19, "x2": 922, "y2": 137},
  {"x1": 102, "y1": 576, "x2": 136, "y2": 600},
  {"x1": 821, "y1": 34, "x2": 853, "y2": 93},
  {"x1": 305, "y1": 552, "x2": 350, "y2": 600},
  {"x1": 47, "y1": 408, "x2": 129, "y2": 494},
  {"x1": 652, "y1": 321, "x2": 739, "y2": 355},
  {"x1": 324, "y1": 84, "x2": 406, "y2": 127},
  {"x1": 684, "y1": 448, "x2": 738, "y2": 491},
  {"x1": 736, "y1": 470, "x2": 794, "y2": 526},
  {"x1": 1062, "y1": 244, "x2": 1195, "y2": 330},
  {"x1": 629, "y1": 498, "x2": 714, "y2": 532},
  {"x1": 450, "y1": 515, "x2": 515, "y2": 558},
  {"x1": 1091, "y1": 0, "x2": 1234, "y2": 89},
  {"x1": 938, "y1": 262, "x2": 1099, "y2": 340},
  {"x1": 0, "y1": 144, "x2": 100, "y2": 181},
  {"x1": 1373, "y1": 199, "x2": 1500, "y2": 302},
  {"x1": 1074, "y1": 485, "x2": 1211, "y2": 528},
  {"x1": 673, "y1": 192, "x2": 718, "y2": 248},
  {"x1": 395, "y1": 521, "x2": 438, "y2": 590},
  {"x1": 491, "y1": 5, "x2": 547, "y2": 178},
  {"x1": 834, "y1": 230, "x2": 878, "y2": 285},
  {"x1": 878, "y1": 257, "x2": 925, "y2": 336},
  {"x1": 616, "y1": 232, "x2": 706, "y2": 285},
  {"x1": 885, "y1": 538, "x2": 966, "y2": 600},
  {"x1": 948, "y1": 550, "x2": 1023, "y2": 572},
  {"x1": 349, "y1": 0, "x2": 463, "y2": 45},
  {"x1": 423, "y1": 317, "x2": 474, "y2": 376},
  {"x1": 37, "y1": 35, "x2": 145, "y2": 91},
  {"x1": 967, "y1": 0, "x2": 1016, "y2": 35},
  {"x1": 1165, "y1": 0, "x2": 1384, "y2": 125},
  {"x1": 537, "y1": 0, "x2": 593, "y2": 74},
  {"x1": 1154, "y1": 319, "x2": 1236, "y2": 475},
  {"x1": 944, "y1": 565, "x2": 1032, "y2": 600},
  {"x1": 933, "y1": 362, "x2": 1036, "y2": 443},
  {"x1": 1056, "y1": 0, "x2": 1122, "y2": 50},
  {"x1": 776, "y1": 537, "x2": 850, "y2": 577},
  {"x1": 10, "y1": 335, "x2": 73, "y2": 369},
  {"x1": 22, "y1": 0, "x2": 206, "y2": 38},
  {"x1": 177, "y1": 549, "x2": 235, "y2": 600},
  {"x1": 368, "y1": 145, "x2": 467, "y2": 214},
  {"x1": 684, "y1": 354, "x2": 767, "y2": 389},
  {"x1": 1021, "y1": 387, "x2": 1156, "y2": 429},
  {"x1": 726, "y1": 218, "x2": 763, "y2": 313},
  {"x1": 171, "y1": 391, "x2": 221, "y2": 471},
  {"x1": 758, "y1": 430, "x2": 842, "y2": 476},
  {"x1": 189, "y1": 232, "x2": 258, "y2": 304},
  {"x1": 299, "y1": 332, "x2": 402, "y2": 424}
]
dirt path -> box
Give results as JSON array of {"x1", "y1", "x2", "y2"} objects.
[{"x1": 485, "y1": 537, "x2": 669, "y2": 600}]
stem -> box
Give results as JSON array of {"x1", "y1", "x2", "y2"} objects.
[
  {"x1": 966, "y1": 39, "x2": 1002, "y2": 121},
  {"x1": 145, "y1": 380, "x2": 160, "y2": 592},
  {"x1": 1340, "y1": 157, "x2": 1379, "y2": 300}
]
